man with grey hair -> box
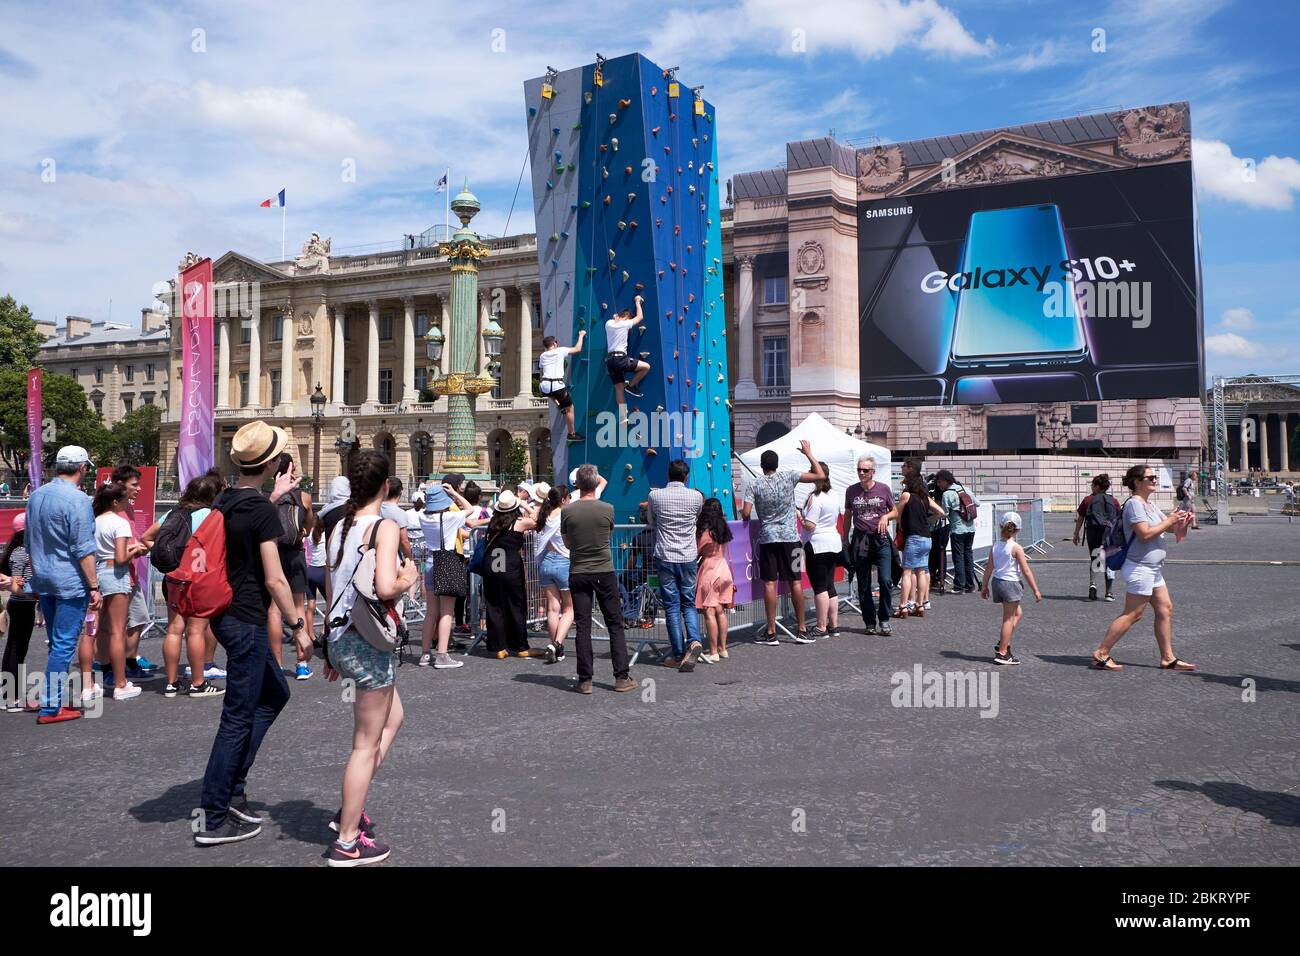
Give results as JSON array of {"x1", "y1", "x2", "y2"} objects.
[
  {"x1": 561, "y1": 464, "x2": 634, "y2": 695},
  {"x1": 25, "y1": 446, "x2": 102, "y2": 723},
  {"x1": 843, "y1": 454, "x2": 895, "y2": 635}
]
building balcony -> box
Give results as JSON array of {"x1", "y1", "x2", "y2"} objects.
[{"x1": 757, "y1": 385, "x2": 790, "y2": 399}]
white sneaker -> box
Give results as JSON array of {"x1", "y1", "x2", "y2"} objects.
[
  {"x1": 434, "y1": 653, "x2": 464, "y2": 669},
  {"x1": 81, "y1": 683, "x2": 104, "y2": 705},
  {"x1": 922, "y1": 601, "x2": 932, "y2": 610},
  {"x1": 112, "y1": 682, "x2": 142, "y2": 701},
  {"x1": 418, "y1": 653, "x2": 432, "y2": 667}
]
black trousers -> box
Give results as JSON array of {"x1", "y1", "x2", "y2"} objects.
[
  {"x1": 483, "y1": 569, "x2": 529, "y2": 653},
  {"x1": 1, "y1": 600, "x2": 37, "y2": 705},
  {"x1": 853, "y1": 533, "x2": 893, "y2": 625},
  {"x1": 950, "y1": 532, "x2": 976, "y2": 591},
  {"x1": 569, "y1": 571, "x2": 630, "y2": 682},
  {"x1": 929, "y1": 524, "x2": 951, "y2": 585}
]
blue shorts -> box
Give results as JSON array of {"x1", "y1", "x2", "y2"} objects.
[
  {"x1": 97, "y1": 562, "x2": 132, "y2": 597},
  {"x1": 328, "y1": 625, "x2": 395, "y2": 691},
  {"x1": 537, "y1": 550, "x2": 570, "y2": 590},
  {"x1": 901, "y1": 534, "x2": 931, "y2": 570}
]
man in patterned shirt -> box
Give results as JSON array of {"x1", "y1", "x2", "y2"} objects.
[{"x1": 741, "y1": 440, "x2": 824, "y2": 645}]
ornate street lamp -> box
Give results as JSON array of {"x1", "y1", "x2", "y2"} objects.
[
  {"x1": 413, "y1": 432, "x2": 430, "y2": 486},
  {"x1": 310, "y1": 383, "x2": 327, "y2": 490},
  {"x1": 1038, "y1": 413, "x2": 1072, "y2": 452}
]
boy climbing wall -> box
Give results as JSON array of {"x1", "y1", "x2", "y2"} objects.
[{"x1": 605, "y1": 293, "x2": 649, "y2": 406}]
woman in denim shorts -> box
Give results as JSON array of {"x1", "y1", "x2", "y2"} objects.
[
  {"x1": 881, "y1": 474, "x2": 946, "y2": 618},
  {"x1": 522, "y1": 484, "x2": 572, "y2": 665}
]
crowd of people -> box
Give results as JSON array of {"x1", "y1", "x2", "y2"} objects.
[{"x1": 0, "y1": 419, "x2": 1200, "y2": 866}]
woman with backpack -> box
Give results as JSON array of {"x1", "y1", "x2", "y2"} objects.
[
  {"x1": 150, "y1": 470, "x2": 227, "y2": 698},
  {"x1": 936, "y1": 471, "x2": 978, "y2": 593},
  {"x1": 324, "y1": 449, "x2": 420, "y2": 866},
  {"x1": 1091, "y1": 463, "x2": 1195, "y2": 672},
  {"x1": 1073, "y1": 474, "x2": 1121, "y2": 602},
  {"x1": 268, "y1": 453, "x2": 314, "y2": 680}
]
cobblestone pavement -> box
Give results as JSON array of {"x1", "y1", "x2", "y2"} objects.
[{"x1": 4, "y1": 515, "x2": 1297, "y2": 866}]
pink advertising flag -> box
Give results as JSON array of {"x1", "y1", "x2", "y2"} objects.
[
  {"x1": 26, "y1": 368, "x2": 43, "y2": 490},
  {"x1": 178, "y1": 257, "x2": 215, "y2": 486}
]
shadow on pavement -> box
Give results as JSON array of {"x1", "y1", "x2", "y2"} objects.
[
  {"x1": 261, "y1": 798, "x2": 334, "y2": 846},
  {"x1": 130, "y1": 780, "x2": 203, "y2": 824},
  {"x1": 1188, "y1": 671, "x2": 1300, "y2": 694},
  {"x1": 1155, "y1": 780, "x2": 1300, "y2": 827},
  {"x1": 511, "y1": 673, "x2": 577, "y2": 694}
]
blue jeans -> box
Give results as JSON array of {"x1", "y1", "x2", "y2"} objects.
[
  {"x1": 37, "y1": 594, "x2": 87, "y2": 716},
  {"x1": 656, "y1": 559, "x2": 701, "y2": 658},
  {"x1": 854, "y1": 533, "x2": 893, "y2": 625},
  {"x1": 200, "y1": 615, "x2": 290, "y2": 830}
]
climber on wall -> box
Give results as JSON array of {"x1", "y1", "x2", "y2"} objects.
[
  {"x1": 605, "y1": 294, "x2": 650, "y2": 407},
  {"x1": 538, "y1": 329, "x2": 586, "y2": 443}
]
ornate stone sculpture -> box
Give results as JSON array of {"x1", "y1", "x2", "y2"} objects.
[
  {"x1": 1116, "y1": 104, "x2": 1190, "y2": 161},
  {"x1": 295, "y1": 232, "x2": 332, "y2": 273},
  {"x1": 297, "y1": 310, "x2": 314, "y2": 337},
  {"x1": 795, "y1": 240, "x2": 825, "y2": 276},
  {"x1": 178, "y1": 251, "x2": 201, "y2": 273},
  {"x1": 856, "y1": 144, "x2": 905, "y2": 194}
]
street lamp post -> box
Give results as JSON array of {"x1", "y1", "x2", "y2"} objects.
[
  {"x1": 421, "y1": 183, "x2": 501, "y2": 475},
  {"x1": 1038, "y1": 413, "x2": 1071, "y2": 452},
  {"x1": 310, "y1": 383, "x2": 327, "y2": 491}
]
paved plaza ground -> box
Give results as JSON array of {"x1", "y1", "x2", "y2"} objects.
[{"x1": 4, "y1": 513, "x2": 1297, "y2": 866}]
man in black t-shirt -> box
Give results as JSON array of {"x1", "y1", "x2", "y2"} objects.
[{"x1": 196, "y1": 421, "x2": 311, "y2": 848}]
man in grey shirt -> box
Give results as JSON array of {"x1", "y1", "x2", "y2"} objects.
[{"x1": 646, "y1": 460, "x2": 705, "y2": 671}]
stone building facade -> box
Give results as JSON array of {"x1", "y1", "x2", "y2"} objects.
[{"x1": 39, "y1": 310, "x2": 171, "y2": 426}]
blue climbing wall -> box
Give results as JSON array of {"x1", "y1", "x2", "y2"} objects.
[{"x1": 524, "y1": 53, "x2": 733, "y2": 522}]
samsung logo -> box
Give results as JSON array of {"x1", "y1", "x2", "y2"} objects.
[{"x1": 862, "y1": 206, "x2": 912, "y2": 219}]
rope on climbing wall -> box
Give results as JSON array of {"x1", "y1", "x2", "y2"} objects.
[{"x1": 501, "y1": 148, "x2": 530, "y2": 237}]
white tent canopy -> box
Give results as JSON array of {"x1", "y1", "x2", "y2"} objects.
[{"x1": 737, "y1": 413, "x2": 891, "y2": 503}]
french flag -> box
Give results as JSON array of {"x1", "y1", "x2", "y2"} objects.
[{"x1": 260, "y1": 189, "x2": 285, "y2": 208}]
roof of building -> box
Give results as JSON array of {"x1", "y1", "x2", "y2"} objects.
[
  {"x1": 733, "y1": 167, "x2": 787, "y2": 200},
  {"x1": 41, "y1": 320, "x2": 170, "y2": 349}
]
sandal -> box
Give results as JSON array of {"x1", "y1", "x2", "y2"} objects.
[
  {"x1": 1091, "y1": 654, "x2": 1123, "y2": 671},
  {"x1": 1160, "y1": 658, "x2": 1196, "y2": 671}
]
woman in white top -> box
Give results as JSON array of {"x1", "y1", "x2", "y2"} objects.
[
  {"x1": 799, "y1": 462, "x2": 843, "y2": 638},
  {"x1": 91, "y1": 483, "x2": 141, "y2": 701},
  {"x1": 1092, "y1": 463, "x2": 1195, "y2": 672},
  {"x1": 525, "y1": 484, "x2": 571, "y2": 663},
  {"x1": 324, "y1": 450, "x2": 420, "y2": 866},
  {"x1": 416, "y1": 481, "x2": 473, "y2": 669}
]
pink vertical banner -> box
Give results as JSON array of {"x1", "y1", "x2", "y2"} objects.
[
  {"x1": 179, "y1": 257, "x2": 215, "y2": 486},
  {"x1": 26, "y1": 368, "x2": 43, "y2": 491}
]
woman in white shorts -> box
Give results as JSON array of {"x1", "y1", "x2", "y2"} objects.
[{"x1": 1092, "y1": 464, "x2": 1195, "y2": 672}]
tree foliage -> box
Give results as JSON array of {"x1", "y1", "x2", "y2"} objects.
[
  {"x1": 0, "y1": 369, "x2": 109, "y2": 477},
  {"x1": 0, "y1": 295, "x2": 47, "y2": 370},
  {"x1": 101, "y1": 404, "x2": 162, "y2": 466}
]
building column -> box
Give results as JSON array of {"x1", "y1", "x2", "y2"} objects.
[
  {"x1": 402, "y1": 296, "x2": 418, "y2": 403},
  {"x1": 366, "y1": 299, "x2": 380, "y2": 405},
  {"x1": 1261, "y1": 414, "x2": 1270, "y2": 472},
  {"x1": 216, "y1": 318, "x2": 230, "y2": 408},
  {"x1": 516, "y1": 285, "x2": 534, "y2": 398},
  {"x1": 1280, "y1": 412, "x2": 1291, "y2": 473},
  {"x1": 332, "y1": 305, "x2": 346, "y2": 404},
  {"x1": 279, "y1": 305, "x2": 295, "y2": 409},
  {"x1": 734, "y1": 255, "x2": 758, "y2": 399},
  {"x1": 247, "y1": 313, "x2": 261, "y2": 408},
  {"x1": 1240, "y1": 416, "x2": 1251, "y2": 472},
  {"x1": 438, "y1": 292, "x2": 452, "y2": 375}
]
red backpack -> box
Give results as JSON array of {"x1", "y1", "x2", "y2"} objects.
[{"x1": 165, "y1": 507, "x2": 233, "y2": 619}]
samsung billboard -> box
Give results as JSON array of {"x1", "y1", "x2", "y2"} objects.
[{"x1": 856, "y1": 102, "x2": 1202, "y2": 406}]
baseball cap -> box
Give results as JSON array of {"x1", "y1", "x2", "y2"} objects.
[
  {"x1": 55, "y1": 445, "x2": 93, "y2": 469},
  {"x1": 1000, "y1": 512, "x2": 1022, "y2": 529}
]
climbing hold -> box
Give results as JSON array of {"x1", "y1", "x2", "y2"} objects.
[
  {"x1": 561, "y1": 230, "x2": 569, "y2": 239},
  {"x1": 669, "y1": 113, "x2": 677, "y2": 121},
  {"x1": 650, "y1": 86, "x2": 657, "y2": 96},
  {"x1": 651, "y1": 126, "x2": 660, "y2": 136},
  {"x1": 567, "y1": 163, "x2": 576, "y2": 172},
  {"x1": 640, "y1": 352, "x2": 651, "y2": 359},
  {"x1": 655, "y1": 217, "x2": 663, "y2": 227},
  {"x1": 634, "y1": 282, "x2": 644, "y2": 291},
  {"x1": 563, "y1": 279, "x2": 571, "y2": 289},
  {"x1": 688, "y1": 293, "x2": 695, "y2": 302},
  {"x1": 657, "y1": 270, "x2": 664, "y2": 279},
  {"x1": 628, "y1": 220, "x2": 638, "y2": 228},
  {"x1": 549, "y1": 232, "x2": 560, "y2": 242},
  {"x1": 666, "y1": 185, "x2": 673, "y2": 194},
  {"x1": 660, "y1": 195, "x2": 667, "y2": 204},
  {"x1": 677, "y1": 167, "x2": 683, "y2": 174},
  {"x1": 673, "y1": 349, "x2": 679, "y2": 359},
  {"x1": 688, "y1": 184, "x2": 696, "y2": 194},
  {"x1": 545, "y1": 179, "x2": 553, "y2": 190},
  {"x1": 664, "y1": 146, "x2": 671, "y2": 154},
  {"x1": 621, "y1": 271, "x2": 629, "y2": 281},
  {"x1": 685, "y1": 378, "x2": 692, "y2": 388},
  {"x1": 626, "y1": 192, "x2": 636, "y2": 203},
  {"x1": 686, "y1": 244, "x2": 693, "y2": 253},
  {"x1": 717, "y1": 373, "x2": 725, "y2": 383},
  {"x1": 584, "y1": 91, "x2": 592, "y2": 104},
  {"x1": 669, "y1": 261, "x2": 677, "y2": 271},
  {"x1": 624, "y1": 165, "x2": 633, "y2": 175},
  {"x1": 618, "y1": 98, "x2": 631, "y2": 108},
  {"x1": 608, "y1": 248, "x2": 616, "y2": 259},
  {"x1": 646, "y1": 448, "x2": 657, "y2": 457},
  {"x1": 609, "y1": 113, "x2": 617, "y2": 124},
  {"x1": 552, "y1": 127, "x2": 560, "y2": 135},
  {"x1": 673, "y1": 225, "x2": 681, "y2": 235},
  {"x1": 611, "y1": 137, "x2": 619, "y2": 151},
  {"x1": 555, "y1": 164, "x2": 565, "y2": 175},
  {"x1": 550, "y1": 258, "x2": 559, "y2": 266},
  {"x1": 586, "y1": 266, "x2": 597, "y2": 273},
  {"x1": 617, "y1": 220, "x2": 626, "y2": 230},
  {"x1": 528, "y1": 106, "x2": 537, "y2": 116},
  {"x1": 599, "y1": 143, "x2": 608, "y2": 152},
  {"x1": 692, "y1": 138, "x2": 699, "y2": 148},
  {"x1": 602, "y1": 168, "x2": 609, "y2": 179},
  {"x1": 603, "y1": 195, "x2": 611, "y2": 205},
  {"x1": 580, "y1": 200, "x2": 591, "y2": 208},
  {"x1": 572, "y1": 121, "x2": 582, "y2": 130},
  {"x1": 706, "y1": 161, "x2": 714, "y2": 170},
  {"x1": 666, "y1": 374, "x2": 674, "y2": 384},
  {"x1": 665, "y1": 310, "x2": 672, "y2": 318}
]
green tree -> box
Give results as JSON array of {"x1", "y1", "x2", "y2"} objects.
[
  {"x1": 101, "y1": 404, "x2": 162, "y2": 467},
  {"x1": 503, "y1": 436, "x2": 530, "y2": 485},
  {"x1": 0, "y1": 295, "x2": 47, "y2": 369},
  {"x1": 0, "y1": 369, "x2": 109, "y2": 477}
]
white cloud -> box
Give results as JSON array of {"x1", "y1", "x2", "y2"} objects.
[
  {"x1": 1005, "y1": 40, "x2": 1058, "y2": 72},
  {"x1": 1219, "y1": 307, "x2": 1255, "y2": 331},
  {"x1": 1205, "y1": 332, "x2": 1261, "y2": 358},
  {"x1": 1192, "y1": 139, "x2": 1300, "y2": 210}
]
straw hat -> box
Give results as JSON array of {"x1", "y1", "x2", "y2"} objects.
[
  {"x1": 494, "y1": 490, "x2": 522, "y2": 513},
  {"x1": 230, "y1": 421, "x2": 289, "y2": 468},
  {"x1": 529, "y1": 482, "x2": 551, "y2": 503}
]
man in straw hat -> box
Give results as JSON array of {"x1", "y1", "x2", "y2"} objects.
[{"x1": 195, "y1": 421, "x2": 313, "y2": 847}]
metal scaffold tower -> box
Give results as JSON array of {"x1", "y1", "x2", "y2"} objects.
[{"x1": 1209, "y1": 374, "x2": 1300, "y2": 525}]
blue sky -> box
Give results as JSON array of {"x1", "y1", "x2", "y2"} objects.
[{"x1": 2, "y1": 0, "x2": 1297, "y2": 382}]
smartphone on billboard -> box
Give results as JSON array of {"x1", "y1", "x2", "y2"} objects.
[{"x1": 949, "y1": 204, "x2": 1089, "y2": 369}]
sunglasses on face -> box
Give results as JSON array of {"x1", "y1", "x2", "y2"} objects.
[{"x1": 858, "y1": 468, "x2": 875, "y2": 474}]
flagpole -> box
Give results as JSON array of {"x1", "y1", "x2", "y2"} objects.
[
  {"x1": 444, "y1": 167, "x2": 450, "y2": 240},
  {"x1": 281, "y1": 201, "x2": 286, "y2": 261}
]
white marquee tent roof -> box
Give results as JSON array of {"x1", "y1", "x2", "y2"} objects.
[{"x1": 737, "y1": 413, "x2": 891, "y2": 502}]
